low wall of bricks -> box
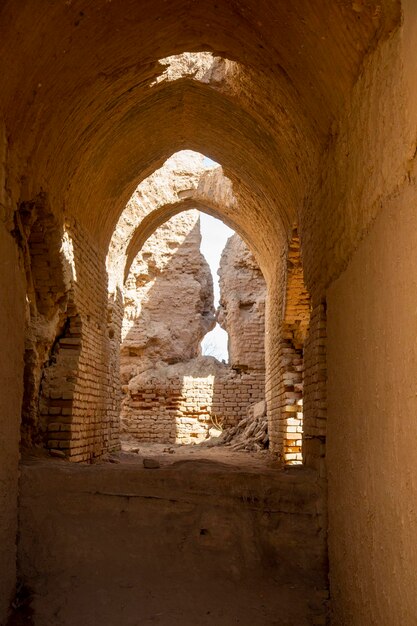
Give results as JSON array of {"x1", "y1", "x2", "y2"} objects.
[{"x1": 121, "y1": 369, "x2": 265, "y2": 444}]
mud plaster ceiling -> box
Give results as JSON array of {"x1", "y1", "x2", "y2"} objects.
[{"x1": 0, "y1": 0, "x2": 400, "y2": 254}]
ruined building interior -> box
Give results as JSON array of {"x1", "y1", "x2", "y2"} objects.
[
  {"x1": 1, "y1": 2, "x2": 417, "y2": 624},
  {"x1": 117, "y1": 153, "x2": 269, "y2": 450}
]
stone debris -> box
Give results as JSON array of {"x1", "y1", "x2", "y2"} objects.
[
  {"x1": 49, "y1": 449, "x2": 66, "y2": 459},
  {"x1": 143, "y1": 458, "x2": 160, "y2": 469},
  {"x1": 205, "y1": 401, "x2": 268, "y2": 452}
]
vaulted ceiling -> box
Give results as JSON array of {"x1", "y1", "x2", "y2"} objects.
[{"x1": 0, "y1": 0, "x2": 400, "y2": 250}]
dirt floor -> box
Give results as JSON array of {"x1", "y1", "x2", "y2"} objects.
[
  {"x1": 15, "y1": 441, "x2": 329, "y2": 626},
  {"x1": 115, "y1": 433, "x2": 276, "y2": 470}
]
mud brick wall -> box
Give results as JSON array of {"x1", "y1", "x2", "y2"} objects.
[
  {"x1": 40, "y1": 220, "x2": 120, "y2": 462},
  {"x1": 218, "y1": 233, "x2": 266, "y2": 372},
  {"x1": 119, "y1": 213, "x2": 266, "y2": 445},
  {"x1": 275, "y1": 336, "x2": 304, "y2": 464},
  {"x1": 121, "y1": 368, "x2": 265, "y2": 444},
  {"x1": 303, "y1": 301, "x2": 327, "y2": 472},
  {"x1": 265, "y1": 230, "x2": 310, "y2": 465}
]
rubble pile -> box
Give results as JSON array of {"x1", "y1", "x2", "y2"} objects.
[{"x1": 207, "y1": 401, "x2": 268, "y2": 452}]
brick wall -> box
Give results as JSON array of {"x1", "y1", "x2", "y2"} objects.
[
  {"x1": 265, "y1": 229, "x2": 311, "y2": 465},
  {"x1": 303, "y1": 301, "x2": 327, "y2": 471},
  {"x1": 15, "y1": 198, "x2": 120, "y2": 461},
  {"x1": 264, "y1": 252, "x2": 286, "y2": 457},
  {"x1": 119, "y1": 221, "x2": 266, "y2": 445},
  {"x1": 121, "y1": 366, "x2": 265, "y2": 443},
  {"x1": 39, "y1": 219, "x2": 120, "y2": 462}
]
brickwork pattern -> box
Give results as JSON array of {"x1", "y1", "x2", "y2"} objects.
[
  {"x1": 279, "y1": 231, "x2": 310, "y2": 464},
  {"x1": 266, "y1": 230, "x2": 311, "y2": 464},
  {"x1": 276, "y1": 336, "x2": 304, "y2": 464},
  {"x1": 303, "y1": 301, "x2": 327, "y2": 472},
  {"x1": 16, "y1": 197, "x2": 73, "y2": 449},
  {"x1": 40, "y1": 221, "x2": 121, "y2": 462},
  {"x1": 121, "y1": 369, "x2": 265, "y2": 443},
  {"x1": 264, "y1": 253, "x2": 286, "y2": 456},
  {"x1": 119, "y1": 221, "x2": 266, "y2": 445}
]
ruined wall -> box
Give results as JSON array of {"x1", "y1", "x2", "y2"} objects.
[
  {"x1": 218, "y1": 233, "x2": 266, "y2": 371},
  {"x1": 3, "y1": 186, "x2": 121, "y2": 465},
  {"x1": 0, "y1": 118, "x2": 26, "y2": 622},
  {"x1": 14, "y1": 197, "x2": 74, "y2": 452},
  {"x1": 302, "y1": 302, "x2": 326, "y2": 470},
  {"x1": 18, "y1": 215, "x2": 121, "y2": 463},
  {"x1": 315, "y1": 7, "x2": 417, "y2": 624},
  {"x1": 269, "y1": 230, "x2": 310, "y2": 465},
  {"x1": 264, "y1": 251, "x2": 286, "y2": 454},
  {"x1": 120, "y1": 210, "x2": 215, "y2": 379},
  {"x1": 45, "y1": 220, "x2": 120, "y2": 462},
  {"x1": 0, "y1": 223, "x2": 25, "y2": 622},
  {"x1": 262, "y1": 230, "x2": 311, "y2": 465},
  {"x1": 121, "y1": 219, "x2": 265, "y2": 443},
  {"x1": 122, "y1": 357, "x2": 264, "y2": 444}
]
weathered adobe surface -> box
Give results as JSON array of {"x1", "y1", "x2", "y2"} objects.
[
  {"x1": 17, "y1": 458, "x2": 328, "y2": 626},
  {"x1": 120, "y1": 213, "x2": 265, "y2": 444},
  {"x1": 1, "y1": 2, "x2": 416, "y2": 624},
  {"x1": 106, "y1": 151, "x2": 226, "y2": 293},
  {"x1": 120, "y1": 210, "x2": 215, "y2": 378},
  {"x1": 13, "y1": 198, "x2": 79, "y2": 452},
  {"x1": 122, "y1": 357, "x2": 265, "y2": 444},
  {"x1": 218, "y1": 233, "x2": 266, "y2": 371},
  {"x1": 0, "y1": 1, "x2": 399, "y2": 257}
]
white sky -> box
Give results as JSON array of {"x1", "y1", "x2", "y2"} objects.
[{"x1": 199, "y1": 211, "x2": 234, "y2": 362}]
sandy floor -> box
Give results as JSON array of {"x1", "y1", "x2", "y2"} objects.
[
  {"x1": 111, "y1": 434, "x2": 280, "y2": 472},
  {"x1": 16, "y1": 442, "x2": 329, "y2": 626}
]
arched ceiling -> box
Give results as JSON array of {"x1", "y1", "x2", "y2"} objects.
[
  {"x1": 123, "y1": 198, "x2": 247, "y2": 280},
  {"x1": 107, "y1": 152, "x2": 276, "y2": 290},
  {"x1": 123, "y1": 196, "x2": 262, "y2": 283},
  {"x1": 0, "y1": 0, "x2": 401, "y2": 252},
  {"x1": 66, "y1": 78, "x2": 304, "y2": 245}
]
